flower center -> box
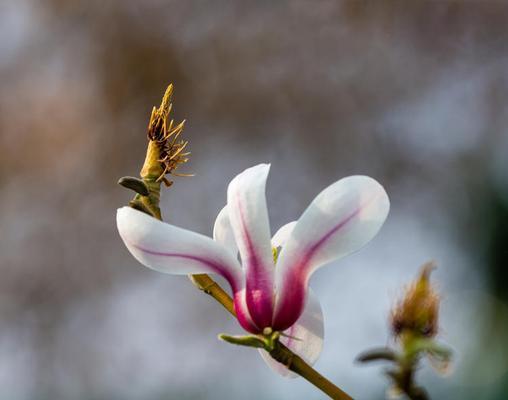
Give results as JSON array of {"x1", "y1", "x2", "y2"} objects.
[
  {"x1": 272, "y1": 246, "x2": 280, "y2": 264},
  {"x1": 263, "y1": 327, "x2": 273, "y2": 336}
]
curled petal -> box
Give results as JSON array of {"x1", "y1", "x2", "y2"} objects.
[
  {"x1": 117, "y1": 207, "x2": 243, "y2": 287},
  {"x1": 213, "y1": 206, "x2": 238, "y2": 258},
  {"x1": 117, "y1": 207, "x2": 258, "y2": 333},
  {"x1": 227, "y1": 164, "x2": 275, "y2": 328},
  {"x1": 273, "y1": 176, "x2": 389, "y2": 330},
  {"x1": 259, "y1": 290, "x2": 324, "y2": 377}
]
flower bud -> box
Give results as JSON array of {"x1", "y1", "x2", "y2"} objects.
[{"x1": 390, "y1": 262, "x2": 439, "y2": 339}]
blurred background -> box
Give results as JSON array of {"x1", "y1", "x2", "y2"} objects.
[{"x1": 1, "y1": 1, "x2": 508, "y2": 399}]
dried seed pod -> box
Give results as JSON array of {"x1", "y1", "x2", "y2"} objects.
[{"x1": 141, "y1": 84, "x2": 192, "y2": 185}]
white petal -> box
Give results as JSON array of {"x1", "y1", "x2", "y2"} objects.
[
  {"x1": 117, "y1": 207, "x2": 244, "y2": 291},
  {"x1": 213, "y1": 206, "x2": 238, "y2": 258},
  {"x1": 227, "y1": 164, "x2": 275, "y2": 328},
  {"x1": 277, "y1": 175, "x2": 389, "y2": 272},
  {"x1": 271, "y1": 221, "x2": 297, "y2": 249},
  {"x1": 259, "y1": 290, "x2": 324, "y2": 378},
  {"x1": 273, "y1": 175, "x2": 389, "y2": 330}
]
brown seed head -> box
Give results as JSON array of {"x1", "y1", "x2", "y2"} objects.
[
  {"x1": 143, "y1": 84, "x2": 192, "y2": 185},
  {"x1": 391, "y1": 262, "x2": 440, "y2": 339}
]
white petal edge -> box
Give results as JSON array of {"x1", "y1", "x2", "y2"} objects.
[
  {"x1": 259, "y1": 289, "x2": 324, "y2": 378},
  {"x1": 271, "y1": 221, "x2": 297, "y2": 249},
  {"x1": 213, "y1": 205, "x2": 239, "y2": 258},
  {"x1": 277, "y1": 175, "x2": 389, "y2": 275},
  {"x1": 117, "y1": 207, "x2": 244, "y2": 290}
]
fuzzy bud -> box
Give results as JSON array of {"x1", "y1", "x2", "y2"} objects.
[{"x1": 390, "y1": 262, "x2": 440, "y2": 339}]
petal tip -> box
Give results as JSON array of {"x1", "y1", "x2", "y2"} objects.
[
  {"x1": 246, "y1": 163, "x2": 271, "y2": 176},
  {"x1": 345, "y1": 175, "x2": 390, "y2": 217},
  {"x1": 243, "y1": 163, "x2": 271, "y2": 176},
  {"x1": 116, "y1": 206, "x2": 147, "y2": 227}
]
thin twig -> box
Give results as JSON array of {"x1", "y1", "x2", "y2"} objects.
[
  {"x1": 125, "y1": 84, "x2": 353, "y2": 400},
  {"x1": 190, "y1": 273, "x2": 353, "y2": 400},
  {"x1": 131, "y1": 186, "x2": 354, "y2": 399}
]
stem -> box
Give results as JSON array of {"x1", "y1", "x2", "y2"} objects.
[
  {"x1": 190, "y1": 272, "x2": 352, "y2": 400},
  {"x1": 398, "y1": 334, "x2": 432, "y2": 400},
  {"x1": 406, "y1": 389, "x2": 429, "y2": 400},
  {"x1": 126, "y1": 84, "x2": 353, "y2": 398},
  {"x1": 271, "y1": 343, "x2": 353, "y2": 400},
  {"x1": 189, "y1": 273, "x2": 235, "y2": 315},
  {"x1": 129, "y1": 206, "x2": 353, "y2": 399},
  {"x1": 127, "y1": 176, "x2": 353, "y2": 398}
]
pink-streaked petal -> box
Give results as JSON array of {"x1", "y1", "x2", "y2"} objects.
[
  {"x1": 273, "y1": 176, "x2": 389, "y2": 330},
  {"x1": 213, "y1": 206, "x2": 258, "y2": 332},
  {"x1": 227, "y1": 164, "x2": 275, "y2": 328},
  {"x1": 117, "y1": 207, "x2": 260, "y2": 332},
  {"x1": 117, "y1": 206, "x2": 243, "y2": 285},
  {"x1": 213, "y1": 206, "x2": 238, "y2": 258},
  {"x1": 233, "y1": 288, "x2": 260, "y2": 334},
  {"x1": 271, "y1": 221, "x2": 297, "y2": 249},
  {"x1": 259, "y1": 289, "x2": 324, "y2": 378}
]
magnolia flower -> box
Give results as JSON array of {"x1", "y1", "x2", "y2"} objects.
[{"x1": 117, "y1": 164, "x2": 389, "y2": 376}]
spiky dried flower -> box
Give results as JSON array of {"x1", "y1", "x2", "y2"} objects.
[
  {"x1": 142, "y1": 84, "x2": 192, "y2": 186},
  {"x1": 391, "y1": 262, "x2": 440, "y2": 339}
]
